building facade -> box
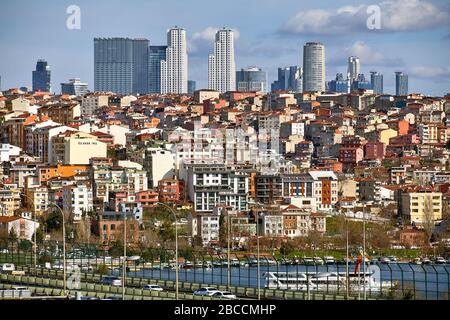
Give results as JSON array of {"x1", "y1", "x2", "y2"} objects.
[
  {"x1": 208, "y1": 28, "x2": 236, "y2": 93},
  {"x1": 303, "y1": 42, "x2": 325, "y2": 92},
  {"x1": 161, "y1": 27, "x2": 188, "y2": 94}
]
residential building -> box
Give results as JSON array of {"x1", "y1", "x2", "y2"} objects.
[
  {"x1": 61, "y1": 78, "x2": 89, "y2": 96},
  {"x1": 161, "y1": 27, "x2": 188, "y2": 94},
  {"x1": 208, "y1": 28, "x2": 236, "y2": 93}
]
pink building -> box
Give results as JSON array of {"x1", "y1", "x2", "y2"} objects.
[{"x1": 364, "y1": 141, "x2": 385, "y2": 160}]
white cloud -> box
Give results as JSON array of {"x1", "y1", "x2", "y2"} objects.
[
  {"x1": 281, "y1": 0, "x2": 450, "y2": 35},
  {"x1": 188, "y1": 27, "x2": 240, "y2": 55},
  {"x1": 409, "y1": 66, "x2": 450, "y2": 79}
]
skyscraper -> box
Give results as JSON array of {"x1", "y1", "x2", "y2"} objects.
[
  {"x1": 132, "y1": 39, "x2": 150, "y2": 94},
  {"x1": 236, "y1": 67, "x2": 267, "y2": 92},
  {"x1": 94, "y1": 38, "x2": 134, "y2": 94},
  {"x1": 148, "y1": 45, "x2": 167, "y2": 93},
  {"x1": 328, "y1": 73, "x2": 350, "y2": 93},
  {"x1": 271, "y1": 66, "x2": 302, "y2": 92},
  {"x1": 61, "y1": 78, "x2": 89, "y2": 96},
  {"x1": 188, "y1": 80, "x2": 196, "y2": 94},
  {"x1": 395, "y1": 72, "x2": 408, "y2": 96},
  {"x1": 32, "y1": 59, "x2": 51, "y2": 92},
  {"x1": 351, "y1": 74, "x2": 372, "y2": 91},
  {"x1": 347, "y1": 56, "x2": 361, "y2": 82},
  {"x1": 94, "y1": 38, "x2": 149, "y2": 95},
  {"x1": 161, "y1": 27, "x2": 188, "y2": 94},
  {"x1": 208, "y1": 28, "x2": 236, "y2": 93},
  {"x1": 303, "y1": 42, "x2": 325, "y2": 92},
  {"x1": 370, "y1": 71, "x2": 384, "y2": 94}
]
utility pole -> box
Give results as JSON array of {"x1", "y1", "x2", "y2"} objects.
[
  {"x1": 346, "y1": 218, "x2": 349, "y2": 299},
  {"x1": 227, "y1": 214, "x2": 231, "y2": 290},
  {"x1": 363, "y1": 210, "x2": 367, "y2": 300},
  {"x1": 122, "y1": 211, "x2": 126, "y2": 300}
]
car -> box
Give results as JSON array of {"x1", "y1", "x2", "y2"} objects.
[
  {"x1": 434, "y1": 257, "x2": 446, "y2": 264},
  {"x1": 380, "y1": 257, "x2": 391, "y2": 264},
  {"x1": 100, "y1": 276, "x2": 122, "y2": 286},
  {"x1": 80, "y1": 296, "x2": 100, "y2": 300},
  {"x1": 143, "y1": 284, "x2": 163, "y2": 291},
  {"x1": 193, "y1": 287, "x2": 221, "y2": 296},
  {"x1": 211, "y1": 291, "x2": 237, "y2": 300},
  {"x1": 0, "y1": 263, "x2": 15, "y2": 272},
  {"x1": 0, "y1": 249, "x2": 9, "y2": 254},
  {"x1": 103, "y1": 295, "x2": 122, "y2": 300}
]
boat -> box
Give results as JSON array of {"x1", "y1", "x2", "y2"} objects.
[{"x1": 264, "y1": 271, "x2": 392, "y2": 293}]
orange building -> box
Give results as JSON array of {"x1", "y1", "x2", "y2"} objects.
[{"x1": 38, "y1": 164, "x2": 89, "y2": 183}]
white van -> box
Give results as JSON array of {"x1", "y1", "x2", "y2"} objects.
[{"x1": 0, "y1": 263, "x2": 15, "y2": 272}]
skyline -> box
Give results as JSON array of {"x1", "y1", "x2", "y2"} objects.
[{"x1": 0, "y1": 0, "x2": 449, "y2": 96}]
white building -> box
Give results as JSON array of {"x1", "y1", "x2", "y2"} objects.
[
  {"x1": 208, "y1": 28, "x2": 236, "y2": 93},
  {"x1": 63, "y1": 184, "x2": 93, "y2": 221},
  {"x1": 0, "y1": 144, "x2": 21, "y2": 162},
  {"x1": 0, "y1": 216, "x2": 40, "y2": 241},
  {"x1": 161, "y1": 27, "x2": 188, "y2": 94},
  {"x1": 143, "y1": 148, "x2": 175, "y2": 188},
  {"x1": 81, "y1": 94, "x2": 109, "y2": 115}
]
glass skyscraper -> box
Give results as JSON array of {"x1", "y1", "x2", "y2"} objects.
[
  {"x1": 132, "y1": 39, "x2": 150, "y2": 94},
  {"x1": 188, "y1": 80, "x2": 196, "y2": 94},
  {"x1": 148, "y1": 45, "x2": 167, "y2": 93},
  {"x1": 328, "y1": 73, "x2": 350, "y2": 93},
  {"x1": 236, "y1": 67, "x2": 267, "y2": 92},
  {"x1": 303, "y1": 42, "x2": 325, "y2": 92},
  {"x1": 32, "y1": 59, "x2": 51, "y2": 92},
  {"x1": 395, "y1": 72, "x2": 408, "y2": 96},
  {"x1": 271, "y1": 66, "x2": 302, "y2": 92},
  {"x1": 94, "y1": 38, "x2": 149, "y2": 95},
  {"x1": 370, "y1": 71, "x2": 384, "y2": 94}
]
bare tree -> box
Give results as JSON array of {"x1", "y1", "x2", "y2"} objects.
[{"x1": 422, "y1": 194, "x2": 435, "y2": 245}]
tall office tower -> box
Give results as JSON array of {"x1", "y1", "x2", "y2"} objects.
[
  {"x1": 208, "y1": 28, "x2": 236, "y2": 93},
  {"x1": 271, "y1": 66, "x2": 302, "y2": 92},
  {"x1": 395, "y1": 72, "x2": 408, "y2": 96},
  {"x1": 94, "y1": 38, "x2": 149, "y2": 94},
  {"x1": 236, "y1": 67, "x2": 267, "y2": 92},
  {"x1": 161, "y1": 27, "x2": 188, "y2": 94},
  {"x1": 370, "y1": 71, "x2": 383, "y2": 94},
  {"x1": 132, "y1": 39, "x2": 150, "y2": 94},
  {"x1": 32, "y1": 59, "x2": 51, "y2": 92},
  {"x1": 148, "y1": 46, "x2": 167, "y2": 93},
  {"x1": 347, "y1": 56, "x2": 361, "y2": 82},
  {"x1": 61, "y1": 78, "x2": 89, "y2": 96},
  {"x1": 94, "y1": 38, "x2": 133, "y2": 94},
  {"x1": 303, "y1": 42, "x2": 325, "y2": 92}
]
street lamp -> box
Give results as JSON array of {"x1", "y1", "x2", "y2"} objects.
[
  {"x1": 47, "y1": 203, "x2": 67, "y2": 296},
  {"x1": 248, "y1": 200, "x2": 263, "y2": 301},
  {"x1": 20, "y1": 193, "x2": 38, "y2": 276},
  {"x1": 156, "y1": 202, "x2": 179, "y2": 300}
]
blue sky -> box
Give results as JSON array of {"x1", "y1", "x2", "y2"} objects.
[{"x1": 0, "y1": 0, "x2": 449, "y2": 96}]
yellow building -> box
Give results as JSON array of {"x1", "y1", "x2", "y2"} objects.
[
  {"x1": 0, "y1": 186, "x2": 21, "y2": 216},
  {"x1": 379, "y1": 128, "x2": 397, "y2": 146},
  {"x1": 401, "y1": 189, "x2": 442, "y2": 227},
  {"x1": 51, "y1": 131, "x2": 107, "y2": 165},
  {"x1": 25, "y1": 186, "x2": 49, "y2": 216}
]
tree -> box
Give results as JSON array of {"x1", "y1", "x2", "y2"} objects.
[
  {"x1": 422, "y1": 195, "x2": 436, "y2": 245},
  {"x1": 157, "y1": 221, "x2": 175, "y2": 243}
]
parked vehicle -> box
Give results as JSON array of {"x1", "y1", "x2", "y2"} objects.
[
  {"x1": 143, "y1": 284, "x2": 163, "y2": 291},
  {"x1": 422, "y1": 257, "x2": 431, "y2": 264},
  {"x1": 302, "y1": 257, "x2": 315, "y2": 265},
  {"x1": 0, "y1": 263, "x2": 15, "y2": 272},
  {"x1": 380, "y1": 257, "x2": 391, "y2": 264},
  {"x1": 434, "y1": 257, "x2": 446, "y2": 264},
  {"x1": 388, "y1": 256, "x2": 398, "y2": 262},
  {"x1": 324, "y1": 256, "x2": 336, "y2": 265},
  {"x1": 100, "y1": 276, "x2": 122, "y2": 286},
  {"x1": 211, "y1": 291, "x2": 237, "y2": 300},
  {"x1": 193, "y1": 287, "x2": 220, "y2": 296},
  {"x1": 412, "y1": 258, "x2": 422, "y2": 265},
  {"x1": 313, "y1": 257, "x2": 324, "y2": 265}
]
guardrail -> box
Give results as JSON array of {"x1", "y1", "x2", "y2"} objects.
[{"x1": 1, "y1": 240, "x2": 449, "y2": 300}]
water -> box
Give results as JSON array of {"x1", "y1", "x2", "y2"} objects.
[{"x1": 118, "y1": 263, "x2": 450, "y2": 300}]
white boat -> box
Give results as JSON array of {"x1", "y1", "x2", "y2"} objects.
[{"x1": 264, "y1": 271, "x2": 392, "y2": 293}]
